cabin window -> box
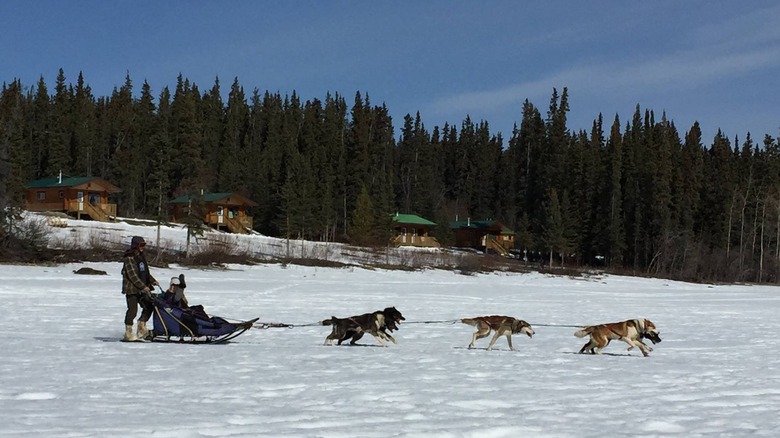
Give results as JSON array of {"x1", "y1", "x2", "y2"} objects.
[
  {"x1": 58, "y1": 191, "x2": 64, "y2": 199},
  {"x1": 38, "y1": 191, "x2": 46, "y2": 201}
]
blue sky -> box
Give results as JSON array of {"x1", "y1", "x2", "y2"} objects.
[{"x1": 2, "y1": 1, "x2": 779, "y2": 144}]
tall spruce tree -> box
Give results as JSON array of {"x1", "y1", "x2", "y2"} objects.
[
  {"x1": 146, "y1": 87, "x2": 173, "y2": 218},
  {"x1": 1, "y1": 80, "x2": 28, "y2": 207},
  {"x1": 170, "y1": 75, "x2": 206, "y2": 195},
  {"x1": 351, "y1": 185, "x2": 375, "y2": 247},
  {"x1": 344, "y1": 92, "x2": 372, "y2": 238},
  {"x1": 605, "y1": 115, "x2": 625, "y2": 266},
  {"x1": 218, "y1": 78, "x2": 249, "y2": 192},
  {"x1": 107, "y1": 74, "x2": 142, "y2": 215},
  {"x1": 30, "y1": 76, "x2": 51, "y2": 178},
  {"x1": 200, "y1": 77, "x2": 223, "y2": 189},
  {"x1": 321, "y1": 92, "x2": 348, "y2": 240},
  {"x1": 135, "y1": 80, "x2": 157, "y2": 215},
  {"x1": 46, "y1": 68, "x2": 71, "y2": 177},
  {"x1": 71, "y1": 72, "x2": 97, "y2": 176}
]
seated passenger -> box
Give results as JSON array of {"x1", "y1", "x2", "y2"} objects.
[
  {"x1": 163, "y1": 274, "x2": 210, "y2": 320},
  {"x1": 163, "y1": 274, "x2": 189, "y2": 307}
]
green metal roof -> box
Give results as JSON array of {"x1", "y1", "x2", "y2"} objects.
[
  {"x1": 26, "y1": 176, "x2": 101, "y2": 189},
  {"x1": 169, "y1": 192, "x2": 258, "y2": 206},
  {"x1": 391, "y1": 213, "x2": 437, "y2": 226},
  {"x1": 26, "y1": 176, "x2": 121, "y2": 192},
  {"x1": 450, "y1": 219, "x2": 515, "y2": 235}
]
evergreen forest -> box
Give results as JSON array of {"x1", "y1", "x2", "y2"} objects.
[{"x1": 1, "y1": 70, "x2": 780, "y2": 284}]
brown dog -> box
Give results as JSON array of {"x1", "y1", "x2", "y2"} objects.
[
  {"x1": 461, "y1": 315, "x2": 535, "y2": 351},
  {"x1": 574, "y1": 319, "x2": 661, "y2": 357}
]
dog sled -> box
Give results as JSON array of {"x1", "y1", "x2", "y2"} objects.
[{"x1": 146, "y1": 295, "x2": 258, "y2": 344}]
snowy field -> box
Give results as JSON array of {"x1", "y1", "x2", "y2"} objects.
[{"x1": 1, "y1": 261, "x2": 780, "y2": 437}]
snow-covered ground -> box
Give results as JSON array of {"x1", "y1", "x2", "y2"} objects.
[
  {"x1": 36, "y1": 213, "x2": 450, "y2": 269},
  {"x1": 2, "y1": 259, "x2": 780, "y2": 437}
]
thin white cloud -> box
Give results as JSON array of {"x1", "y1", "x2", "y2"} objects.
[{"x1": 428, "y1": 6, "x2": 780, "y2": 118}]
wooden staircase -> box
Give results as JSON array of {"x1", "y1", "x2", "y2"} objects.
[
  {"x1": 486, "y1": 235, "x2": 510, "y2": 256},
  {"x1": 225, "y1": 217, "x2": 250, "y2": 234},
  {"x1": 68, "y1": 201, "x2": 111, "y2": 222}
]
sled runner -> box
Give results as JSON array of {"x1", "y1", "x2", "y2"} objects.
[{"x1": 147, "y1": 296, "x2": 258, "y2": 344}]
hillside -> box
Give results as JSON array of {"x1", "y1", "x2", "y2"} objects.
[{"x1": 13, "y1": 212, "x2": 526, "y2": 274}]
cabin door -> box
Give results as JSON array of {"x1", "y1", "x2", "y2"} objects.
[
  {"x1": 77, "y1": 191, "x2": 84, "y2": 210},
  {"x1": 401, "y1": 227, "x2": 407, "y2": 243},
  {"x1": 217, "y1": 206, "x2": 224, "y2": 224}
]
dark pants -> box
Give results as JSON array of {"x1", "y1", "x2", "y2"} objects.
[{"x1": 125, "y1": 294, "x2": 153, "y2": 326}]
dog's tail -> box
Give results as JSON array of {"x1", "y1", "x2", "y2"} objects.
[
  {"x1": 321, "y1": 317, "x2": 338, "y2": 326},
  {"x1": 574, "y1": 326, "x2": 594, "y2": 338},
  {"x1": 460, "y1": 318, "x2": 478, "y2": 326}
]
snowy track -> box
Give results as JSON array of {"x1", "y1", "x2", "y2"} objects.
[{"x1": 1, "y1": 263, "x2": 779, "y2": 437}]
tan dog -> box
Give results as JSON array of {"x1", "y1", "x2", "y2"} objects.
[
  {"x1": 461, "y1": 315, "x2": 535, "y2": 351},
  {"x1": 574, "y1": 319, "x2": 661, "y2": 357}
]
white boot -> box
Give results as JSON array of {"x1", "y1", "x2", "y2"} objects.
[
  {"x1": 136, "y1": 320, "x2": 149, "y2": 339},
  {"x1": 123, "y1": 324, "x2": 137, "y2": 341}
]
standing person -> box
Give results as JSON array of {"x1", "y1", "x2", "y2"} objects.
[{"x1": 121, "y1": 236, "x2": 158, "y2": 341}]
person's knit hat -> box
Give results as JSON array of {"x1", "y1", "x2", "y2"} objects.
[
  {"x1": 130, "y1": 236, "x2": 146, "y2": 249},
  {"x1": 170, "y1": 276, "x2": 180, "y2": 287}
]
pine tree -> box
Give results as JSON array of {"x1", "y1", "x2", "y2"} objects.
[
  {"x1": 470, "y1": 121, "x2": 502, "y2": 219},
  {"x1": 350, "y1": 185, "x2": 375, "y2": 246},
  {"x1": 321, "y1": 92, "x2": 347, "y2": 240},
  {"x1": 248, "y1": 91, "x2": 284, "y2": 235},
  {"x1": 299, "y1": 97, "x2": 332, "y2": 240},
  {"x1": 542, "y1": 188, "x2": 575, "y2": 266},
  {"x1": 621, "y1": 105, "x2": 644, "y2": 268},
  {"x1": 71, "y1": 72, "x2": 97, "y2": 176},
  {"x1": 0, "y1": 84, "x2": 11, "y2": 213},
  {"x1": 345, "y1": 92, "x2": 372, "y2": 236},
  {"x1": 367, "y1": 103, "x2": 396, "y2": 246},
  {"x1": 443, "y1": 116, "x2": 477, "y2": 218},
  {"x1": 108, "y1": 73, "x2": 143, "y2": 215},
  {"x1": 30, "y1": 76, "x2": 51, "y2": 177},
  {"x1": 218, "y1": 78, "x2": 249, "y2": 192},
  {"x1": 45, "y1": 68, "x2": 71, "y2": 177},
  {"x1": 181, "y1": 192, "x2": 208, "y2": 258},
  {"x1": 135, "y1": 80, "x2": 157, "y2": 215},
  {"x1": 170, "y1": 75, "x2": 206, "y2": 195},
  {"x1": 396, "y1": 113, "x2": 420, "y2": 214},
  {"x1": 506, "y1": 100, "x2": 545, "y2": 237},
  {"x1": 201, "y1": 77, "x2": 224, "y2": 188},
  {"x1": 605, "y1": 115, "x2": 624, "y2": 266},
  {"x1": 146, "y1": 87, "x2": 172, "y2": 219},
  {"x1": 1, "y1": 80, "x2": 29, "y2": 207},
  {"x1": 417, "y1": 124, "x2": 445, "y2": 219},
  {"x1": 701, "y1": 130, "x2": 735, "y2": 250}
]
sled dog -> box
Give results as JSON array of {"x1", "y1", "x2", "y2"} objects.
[
  {"x1": 460, "y1": 315, "x2": 535, "y2": 351},
  {"x1": 322, "y1": 307, "x2": 405, "y2": 347},
  {"x1": 574, "y1": 319, "x2": 661, "y2": 357},
  {"x1": 382, "y1": 306, "x2": 406, "y2": 332}
]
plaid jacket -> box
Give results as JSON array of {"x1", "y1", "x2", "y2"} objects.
[{"x1": 121, "y1": 252, "x2": 157, "y2": 296}]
